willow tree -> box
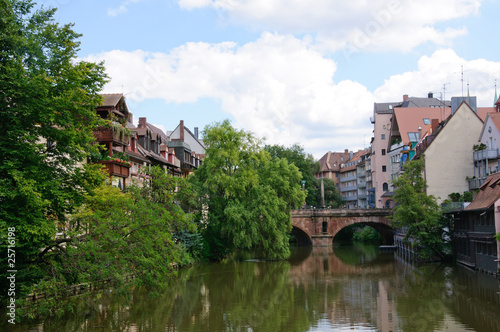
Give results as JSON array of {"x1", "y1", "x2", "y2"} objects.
[
  {"x1": 193, "y1": 120, "x2": 305, "y2": 260},
  {"x1": 0, "y1": 0, "x2": 107, "y2": 292}
]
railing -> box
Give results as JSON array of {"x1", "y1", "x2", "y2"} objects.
[
  {"x1": 168, "y1": 140, "x2": 192, "y2": 151},
  {"x1": 340, "y1": 185, "x2": 358, "y2": 193},
  {"x1": 94, "y1": 127, "x2": 130, "y2": 146},
  {"x1": 340, "y1": 174, "x2": 357, "y2": 182},
  {"x1": 473, "y1": 149, "x2": 499, "y2": 161},
  {"x1": 468, "y1": 178, "x2": 485, "y2": 190},
  {"x1": 100, "y1": 159, "x2": 130, "y2": 177},
  {"x1": 390, "y1": 141, "x2": 403, "y2": 151},
  {"x1": 441, "y1": 202, "x2": 470, "y2": 212}
]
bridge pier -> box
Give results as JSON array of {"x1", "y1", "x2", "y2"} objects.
[{"x1": 311, "y1": 235, "x2": 334, "y2": 247}]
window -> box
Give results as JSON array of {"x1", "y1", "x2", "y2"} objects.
[
  {"x1": 381, "y1": 134, "x2": 386, "y2": 140},
  {"x1": 383, "y1": 182, "x2": 389, "y2": 191},
  {"x1": 382, "y1": 149, "x2": 386, "y2": 155},
  {"x1": 382, "y1": 165, "x2": 387, "y2": 172},
  {"x1": 408, "y1": 132, "x2": 419, "y2": 142},
  {"x1": 423, "y1": 118, "x2": 430, "y2": 125}
]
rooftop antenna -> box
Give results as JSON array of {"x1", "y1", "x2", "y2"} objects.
[
  {"x1": 461, "y1": 65, "x2": 464, "y2": 97},
  {"x1": 495, "y1": 79, "x2": 498, "y2": 106},
  {"x1": 441, "y1": 83, "x2": 450, "y2": 122}
]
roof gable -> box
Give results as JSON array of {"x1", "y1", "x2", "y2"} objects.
[
  {"x1": 393, "y1": 107, "x2": 452, "y2": 146},
  {"x1": 466, "y1": 172, "x2": 500, "y2": 210}
]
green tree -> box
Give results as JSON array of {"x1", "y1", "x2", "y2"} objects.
[
  {"x1": 390, "y1": 159, "x2": 451, "y2": 260},
  {"x1": 20, "y1": 167, "x2": 195, "y2": 318},
  {"x1": 309, "y1": 177, "x2": 344, "y2": 208},
  {"x1": 264, "y1": 144, "x2": 342, "y2": 207},
  {"x1": 193, "y1": 121, "x2": 305, "y2": 260},
  {"x1": 0, "y1": 0, "x2": 107, "y2": 293},
  {"x1": 264, "y1": 144, "x2": 318, "y2": 205}
]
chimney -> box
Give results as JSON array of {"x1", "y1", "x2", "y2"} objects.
[
  {"x1": 431, "y1": 119, "x2": 439, "y2": 133},
  {"x1": 139, "y1": 117, "x2": 146, "y2": 128},
  {"x1": 344, "y1": 149, "x2": 349, "y2": 153},
  {"x1": 428, "y1": 92, "x2": 433, "y2": 98},
  {"x1": 180, "y1": 120, "x2": 184, "y2": 142},
  {"x1": 403, "y1": 94, "x2": 409, "y2": 102},
  {"x1": 194, "y1": 127, "x2": 199, "y2": 139}
]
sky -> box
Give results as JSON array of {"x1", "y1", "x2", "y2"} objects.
[{"x1": 45, "y1": 0, "x2": 500, "y2": 159}]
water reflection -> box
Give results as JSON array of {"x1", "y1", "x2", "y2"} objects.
[{"x1": 14, "y1": 244, "x2": 500, "y2": 332}]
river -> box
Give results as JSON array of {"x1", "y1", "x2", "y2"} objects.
[{"x1": 12, "y1": 243, "x2": 500, "y2": 331}]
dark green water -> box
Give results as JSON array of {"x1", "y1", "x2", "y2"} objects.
[{"x1": 10, "y1": 244, "x2": 500, "y2": 331}]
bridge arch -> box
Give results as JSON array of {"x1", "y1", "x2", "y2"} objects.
[
  {"x1": 332, "y1": 221, "x2": 394, "y2": 245},
  {"x1": 291, "y1": 226, "x2": 312, "y2": 246}
]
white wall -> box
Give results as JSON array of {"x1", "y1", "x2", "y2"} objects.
[{"x1": 424, "y1": 103, "x2": 483, "y2": 203}]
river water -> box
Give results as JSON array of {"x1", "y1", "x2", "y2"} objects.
[{"x1": 14, "y1": 244, "x2": 500, "y2": 331}]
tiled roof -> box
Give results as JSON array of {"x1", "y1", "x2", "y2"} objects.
[
  {"x1": 318, "y1": 151, "x2": 350, "y2": 172},
  {"x1": 100, "y1": 94, "x2": 123, "y2": 107},
  {"x1": 465, "y1": 172, "x2": 500, "y2": 211},
  {"x1": 375, "y1": 102, "x2": 399, "y2": 114},
  {"x1": 393, "y1": 107, "x2": 452, "y2": 145},
  {"x1": 477, "y1": 107, "x2": 496, "y2": 122},
  {"x1": 489, "y1": 112, "x2": 500, "y2": 133},
  {"x1": 399, "y1": 97, "x2": 449, "y2": 108}
]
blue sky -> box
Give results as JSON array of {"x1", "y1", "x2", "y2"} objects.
[{"x1": 46, "y1": 0, "x2": 500, "y2": 158}]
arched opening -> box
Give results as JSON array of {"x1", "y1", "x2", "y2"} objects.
[
  {"x1": 333, "y1": 222, "x2": 394, "y2": 245},
  {"x1": 290, "y1": 226, "x2": 312, "y2": 246}
]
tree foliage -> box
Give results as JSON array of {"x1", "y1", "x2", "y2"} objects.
[
  {"x1": 19, "y1": 167, "x2": 195, "y2": 319},
  {"x1": 390, "y1": 159, "x2": 451, "y2": 260},
  {"x1": 193, "y1": 121, "x2": 305, "y2": 260},
  {"x1": 0, "y1": 0, "x2": 107, "y2": 293},
  {"x1": 264, "y1": 144, "x2": 342, "y2": 207}
]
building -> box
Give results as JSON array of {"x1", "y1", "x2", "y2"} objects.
[
  {"x1": 93, "y1": 94, "x2": 133, "y2": 190},
  {"x1": 339, "y1": 150, "x2": 365, "y2": 209},
  {"x1": 168, "y1": 120, "x2": 205, "y2": 176},
  {"x1": 453, "y1": 172, "x2": 500, "y2": 274},
  {"x1": 469, "y1": 111, "x2": 500, "y2": 190},
  {"x1": 135, "y1": 117, "x2": 182, "y2": 177},
  {"x1": 316, "y1": 150, "x2": 351, "y2": 189},
  {"x1": 356, "y1": 151, "x2": 370, "y2": 208},
  {"x1": 414, "y1": 100, "x2": 484, "y2": 204},
  {"x1": 386, "y1": 105, "x2": 453, "y2": 205},
  {"x1": 370, "y1": 93, "x2": 450, "y2": 208}
]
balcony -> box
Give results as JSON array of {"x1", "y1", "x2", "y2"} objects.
[
  {"x1": 390, "y1": 140, "x2": 403, "y2": 152},
  {"x1": 100, "y1": 159, "x2": 130, "y2": 178},
  {"x1": 473, "y1": 149, "x2": 499, "y2": 161},
  {"x1": 94, "y1": 126, "x2": 130, "y2": 146},
  {"x1": 340, "y1": 174, "x2": 357, "y2": 182},
  {"x1": 468, "y1": 177, "x2": 485, "y2": 191},
  {"x1": 340, "y1": 185, "x2": 357, "y2": 193}
]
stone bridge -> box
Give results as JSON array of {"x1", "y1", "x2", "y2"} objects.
[{"x1": 291, "y1": 208, "x2": 393, "y2": 246}]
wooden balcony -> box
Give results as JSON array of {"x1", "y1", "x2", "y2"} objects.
[
  {"x1": 100, "y1": 159, "x2": 130, "y2": 178},
  {"x1": 93, "y1": 126, "x2": 130, "y2": 146}
]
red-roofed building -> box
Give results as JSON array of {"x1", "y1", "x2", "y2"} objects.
[
  {"x1": 316, "y1": 150, "x2": 351, "y2": 188},
  {"x1": 452, "y1": 172, "x2": 500, "y2": 274}
]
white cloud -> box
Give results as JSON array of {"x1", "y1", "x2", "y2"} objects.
[
  {"x1": 108, "y1": 0, "x2": 144, "y2": 17},
  {"x1": 178, "y1": 0, "x2": 481, "y2": 52},
  {"x1": 84, "y1": 38, "x2": 500, "y2": 159},
  {"x1": 84, "y1": 33, "x2": 374, "y2": 158},
  {"x1": 374, "y1": 49, "x2": 500, "y2": 106}
]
